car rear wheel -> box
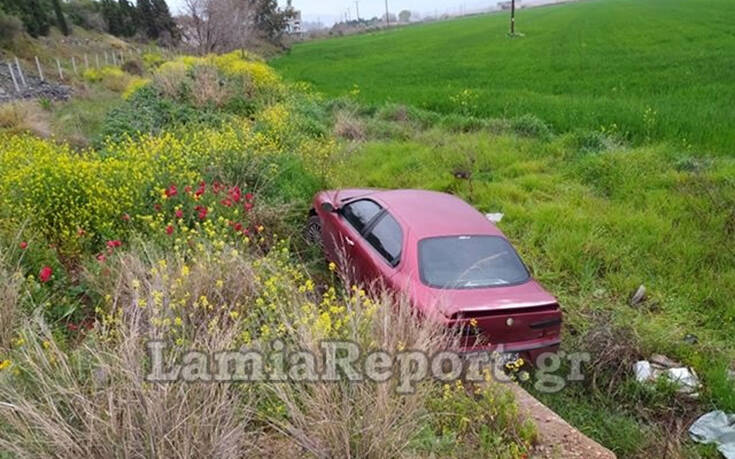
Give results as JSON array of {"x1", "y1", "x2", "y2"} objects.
[{"x1": 304, "y1": 214, "x2": 323, "y2": 248}]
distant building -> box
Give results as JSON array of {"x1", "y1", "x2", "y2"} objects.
[{"x1": 286, "y1": 0, "x2": 303, "y2": 37}]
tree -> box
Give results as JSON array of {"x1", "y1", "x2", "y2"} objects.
[
  {"x1": 182, "y1": 0, "x2": 255, "y2": 54},
  {"x1": 51, "y1": 0, "x2": 70, "y2": 35},
  {"x1": 251, "y1": 0, "x2": 293, "y2": 45},
  {"x1": 101, "y1": 0, "x2": 123, "y2": 35},
  {"x1": 150, "y1": 0, "x2": 178, "y2": 40},
  {"x1": 398, "y1": 9, "x2": 410, "y2": 23},
  {"x1": 118, "y1": 0, "x2": 137, "y2": 36},
  {"x1": 0, "y1": 0, "x2": 51, "y2": 37},
  {"x1": 180, "y1": 0, "x2": 292, "y2": 54},
  {"x1": 136, "y1": 0, "x2": 177, "y2": 41}
]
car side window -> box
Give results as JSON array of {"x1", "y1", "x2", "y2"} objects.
[
  {"x1": 365, "y1": 213, "x2": 403, "y2": 266},
  {"x1": 342, "y1": 199, "x2": 382, "y2": 234}
]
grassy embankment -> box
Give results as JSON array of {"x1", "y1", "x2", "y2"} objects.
[
  {"x1": 0, "y1": 48, "x2": 535, "y2": 457},
  {"x1": 271, "y1": 0, "x2": 735, "y2": 455}
]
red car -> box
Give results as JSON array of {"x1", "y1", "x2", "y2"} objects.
[{"x1": 306, "y1": 189, "x2": 561, "y2": 360}]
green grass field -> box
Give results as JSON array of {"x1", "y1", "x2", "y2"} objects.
[
  {"x1": 322, "y1": 103, "x2": 735, "y2": 457},
  {"x1": 272, "y1": 0, "x2": 735, "y2": 156}
]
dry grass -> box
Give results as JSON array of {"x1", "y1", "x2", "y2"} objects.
[
  {"x1": 191, "y1": 64, "x2": 230, "y2": 107},
  {"x1": 0, "y1": 248, "x2": 22, "y2": 352},
  {"x1": 153, "y1": 61, "x2": 189, "y2": 100},
  {"x1": 0, "y1": 317, "x2": 256, "y2": 458},
  {"x1": 0, "y1": 101, "x2": 51, "y2": 138},
  {"x1": 267, "y1": 290, "x2": 456, "y2": 458},
  {"x1": 334, "y1": 109, "x2": 365, "y2": 141},
  {"x1": 0, "y1": 248, "x2": 259, "y2": 458}
]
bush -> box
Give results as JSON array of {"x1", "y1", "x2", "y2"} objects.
[
  {"x1": 569, "y1": 128, "x2": 618, "y2": 154},
  {"x1": 64, "y1": 0, "x2": 105, "y2": 31},
  {"x1": 0, "y1": 101, "x2": 50, "y2": 138},
  {"x1": 511, "y1": 114, "x2": 552, "y2": 139},
  {"x1": 121, "y1": 59, "x2": 144, "y2": 76},
  {"x1": 0, "y1": 11, "x2": 22, "y2": 44},
  {"x1": 82, "y1": 66, "x2": 133, "y2": 92}
]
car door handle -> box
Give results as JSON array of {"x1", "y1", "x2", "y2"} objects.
[{"x1": 345, "y1": 236, "x2": 355, "y2": 246}]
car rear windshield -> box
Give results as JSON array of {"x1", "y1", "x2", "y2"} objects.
[{"x1": 419, "y1": 236, "x2": 530, "y2": 289}]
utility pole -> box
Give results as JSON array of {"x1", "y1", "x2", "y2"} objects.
[
  {"x1": 355, "y1": 0, "x2": 360, "y2": 21},
  {"x1": 385, "y1": 0, "x2": 390, "y2": 26},
  {"x1": 510, "y1": 0, "x2": 516, "y2": 34}
]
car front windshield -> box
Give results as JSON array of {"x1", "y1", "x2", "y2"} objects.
[{"x1": 419, "y1": 236, "x2": 530, "y2": 289}]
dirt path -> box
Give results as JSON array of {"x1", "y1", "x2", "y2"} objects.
[{"x1": 508, "y1": 384, "x2": 616, "y2": 458}]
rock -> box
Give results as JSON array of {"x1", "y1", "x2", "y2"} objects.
[
  {"x1": 629, "y1": 284, "x2": 646, "y2": 306},
  {"x1": 683, "y1": 333, "x2": 699, "y2": 345}
]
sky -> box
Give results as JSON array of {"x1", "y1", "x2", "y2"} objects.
[{"x1": 166, "y1": 0, "x2": 509, "y2": 27}]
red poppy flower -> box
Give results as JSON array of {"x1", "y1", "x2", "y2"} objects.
[
  {"x1": 96, "y1": 253, "x2": 106, "y2": 262},
  {"x1": 121, "y1": 213, "x2": 131, "y2": 221},
  {"x1": 233, "y1": 222, "x2": 243, "y2": 232},
  {"x1": 212, "y1": 181, "x2": 224, "y2": 194},
  {"x1": 184, "y1": 185, "x2": 192, "y2": 193},
  {"x1": 229, "y1": 186, "x2": 242, "y2": 203},
  {"x1": 39, "y1": 266, "x2": 53, "y2": 283},
  {"x1": 165, "y1": 184, "x2": 178, "y2": 198},
  {"x1": 244, "y1": 202, "x2": 253, "y2": 212},
  {"x1": 197, "y1": 208, "x2": 208, "y2": 220},
  {"x1": 19, "y1": 241, "x2": 28, "y2": 250},
  {"x1": 107, "y1": 240, "x2": 122, "y2": 249},
  {"x1": 221, "y1": 198, "x2": 233, "y2": 207},
  {"x1": 245, "y1": 192, "x2": 254, "y2": 202},
  {"x1": 195, "y1": 182, "x2": 206, "y2": 197},
  {"x1": 175, "y1": 209, "x2": 184, "y2": 218},
  {"x1": 166, "y1": 225, "x2": 174, "y2": 235}
]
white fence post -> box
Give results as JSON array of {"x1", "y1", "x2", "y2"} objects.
[
  {"x1": 71, "y1": 56, "x2": 78, "y2": 75},
  {"x1": 6, "y1": 62, "x2": 20, "y2": 93},
  {"x1": 56, "y1": 58, "x2": 64, "y2": 80},
  {"x1": 84, "y1": 53, "x2": 89, "y2": 70},
  {"x1": 35, "y1": 56, "x2": 44, "y2": 81},
  {"x1": 14, "y1": 57, "x2": 26, "y2": 87},
  {"x1": 104, "y1": 51, "x2": 108, "y2": 65}
]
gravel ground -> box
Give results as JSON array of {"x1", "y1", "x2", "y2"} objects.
[{"x1": 0, "y1": 63, "x2": 72, "y2": 103}]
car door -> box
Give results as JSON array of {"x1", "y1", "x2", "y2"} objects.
[
  {"x1": 359, "y1": 211, "x2": 404, "y2": 291},
  {"x1": 326, "y1": 199, "x2": 383, "y2": 282}
]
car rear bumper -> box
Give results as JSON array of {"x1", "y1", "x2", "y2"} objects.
[{"x1": 457, "y1": 337, "x2": 561, "y2": 364}]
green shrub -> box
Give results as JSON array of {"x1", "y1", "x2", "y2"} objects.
[
  {"x1": 439, "y1": 113, "x2": 489, "y2": 133},
  {"x1": 0, "y1": 11, "x2": 22, "y2": 44},
  {"x1": 511, "y1": 114, "x2": 552, "y2": 139},
  {"x1": 99, "y1": 86, "x2": 224, "y2": 142},
  {"x1": 568, "y1": 128, "x2": 618, "y2": 155}
]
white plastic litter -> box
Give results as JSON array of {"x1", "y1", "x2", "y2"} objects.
[
  {"x1": 485, "y1": 213, "x2": 504, "y2": 223},
  {"x1": 632, "y1": 358, "x2": 701, "y2": 396},
  {"x1": 689, "y1": 410, "x2": 735, "y2": 459},
  {"x1": 633, "y1": 360, "x2": 652, "y2": 382}
]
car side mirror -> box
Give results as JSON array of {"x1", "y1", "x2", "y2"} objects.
[{"x1": 321, "y1": 202, "x2": 337, "y2": 213}]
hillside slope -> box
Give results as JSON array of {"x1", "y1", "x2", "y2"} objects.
[{"x1": 272, "y1": 0, "x2": 735, "y2": 156}]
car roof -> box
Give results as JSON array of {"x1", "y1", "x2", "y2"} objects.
[{"x1": 348, "y1": 189, "x2": 505, "y2": 239}]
